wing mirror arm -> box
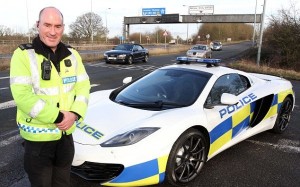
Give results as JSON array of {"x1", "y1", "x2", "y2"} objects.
[{"x1": 205, "y1": 93, "x2": 239, "y2": 109}]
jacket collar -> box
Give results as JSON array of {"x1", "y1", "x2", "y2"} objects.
[{"x1": 32, "y1": 36, "x2": 72, "y2": 62}]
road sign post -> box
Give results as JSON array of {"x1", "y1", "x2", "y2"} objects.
[
  {"x1": 163, "y1": 30, "x2": 168, "y2": 49},
  {"x1": 206, "y1": 34, "x2": 210, "y2": 45}
]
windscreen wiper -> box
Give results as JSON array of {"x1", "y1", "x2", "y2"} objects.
[{"x1": 117, "y1": 100, "x2": 186, "y2": 108}]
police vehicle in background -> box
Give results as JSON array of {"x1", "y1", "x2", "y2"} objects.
[{"x1": 71, "y1": 57, "x2": 295, "y2": 186}]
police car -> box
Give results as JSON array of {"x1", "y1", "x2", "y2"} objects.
[{"x1": 71, "y1": 57, "x2": 295, "y2": 186}]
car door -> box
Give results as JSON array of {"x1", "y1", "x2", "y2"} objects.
[
  {"x1": 203, "y1": 73, "x2": 253, "y2": 157},
  {"x1": 132, "y1": 45, "x2": 143, "y2": 61}
]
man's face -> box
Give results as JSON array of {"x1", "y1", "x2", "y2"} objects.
[{"x1": 37, "y1": 8, "x2": 64, "y2": 51}]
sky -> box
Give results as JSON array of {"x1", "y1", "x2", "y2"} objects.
[{"x1": 0, "y1": 0, "x2": 298, "y2": 40}]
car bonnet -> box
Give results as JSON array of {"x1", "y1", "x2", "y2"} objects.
[
  {"x1": 73, "y1": 96, "x2": 158, "y2": 145},
  {"x1": 188, "y1": 49, "x2": 206, "y2": 53}
]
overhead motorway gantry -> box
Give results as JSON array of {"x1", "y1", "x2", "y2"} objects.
[{"x1": 123, "y1": 14, "x2": 262, "y2": 40}]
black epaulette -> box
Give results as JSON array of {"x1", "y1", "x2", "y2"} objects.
[
  {"x1": 64, "y1": 44, "x2": 73, "y2": 49},
  {"x1": 19, "y1": 43, "x2": 34, "y2": 50}
]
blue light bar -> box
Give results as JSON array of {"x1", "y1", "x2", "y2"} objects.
[
  {"x1": 196, "y1": 58, "x2": 221, "y2": 64},
  {"x1": 176, "y1": 56, "x2": 221, "y2": 65}
]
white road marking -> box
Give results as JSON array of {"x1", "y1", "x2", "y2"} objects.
[
  {"x1": 0, "y1": 76, "x2": 9, "y2": 90},
  {"x1": 0, "y1": 100, "x2": 16, "y2": 110},
  {"x1": 0, "y1": 76, "x2": 9, "y2": 80},
  {"x1": 247, "y1": 139, "x2": 300, "y2": 153},
  {"x1": 90, "y1": 84, "x2": 100, "y2": 87},
  {"x1": 0, "y1": 134, "x2": 21, "y2": 148},
  {"x1": 0, "y1": 87, "x2": 9, "y2": 90},
  {"x1": 89, "y1": 63, "x2": 158, "y2": 71},
  {"x1": 0, "y1": 161, "x2": 8, "y2": 168}
]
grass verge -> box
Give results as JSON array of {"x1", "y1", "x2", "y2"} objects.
[{"x1": 228, "y1": 59, "x2": 300, "y2": 81}]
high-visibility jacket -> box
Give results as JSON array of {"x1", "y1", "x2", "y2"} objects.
[{"x1": 10, "y1": 44, "x2": 90, "y2": 141}]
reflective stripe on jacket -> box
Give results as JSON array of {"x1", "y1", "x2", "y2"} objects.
[{"x1": 10, "y1": 47, "x2": 90, "y2": 141}]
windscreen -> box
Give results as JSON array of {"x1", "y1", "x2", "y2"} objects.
[
  {"x1": 114, "y1": 68, "x2": 211, "y2": 110},
  {"x1": 114, "y1": 44, "x2": 133, "y2": 51}
]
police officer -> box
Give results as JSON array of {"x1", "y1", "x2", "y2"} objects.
[{"x1": 10, "y1": 7, "x2": 90, "y2": 187}]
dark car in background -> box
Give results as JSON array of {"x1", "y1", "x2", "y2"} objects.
[{"x1": 104, "y1": 43, "x2": 149, "y2": 64}]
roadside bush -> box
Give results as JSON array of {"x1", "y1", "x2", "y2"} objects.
[{"x1": 263, "y1": 4, "x2": 300, "y2": 71}]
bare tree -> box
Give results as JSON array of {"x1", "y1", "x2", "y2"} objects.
[
  {"x1": 194, "y1": 23, "x2": 253, "y2": 44},
  {"x1": 29, "y1": 24, "x2": 38, "y2": 38},
  {"x1": 0, "y1": 25, "x2": 14, "y2": 38},
  {"x1": 264, "y1": 2, "x2": 300, "y2": 70},
  {"x1": 69, "y1": 12, "x2": 107, "y2": 40}
]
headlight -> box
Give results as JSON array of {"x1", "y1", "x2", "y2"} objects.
[
  {"x1": 118, "y1": 54, "x2": 127, "y2": 59},
  {"x1": 104, "y1": 53, "x2": 107, "y2": 57},
  {"x1": 101, "y1": 127, "x2": 160, "y2": 147}
]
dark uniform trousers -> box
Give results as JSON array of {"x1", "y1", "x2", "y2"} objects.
[{"x1": 24, "y1": 134, "x2": 75, "y2": 187}]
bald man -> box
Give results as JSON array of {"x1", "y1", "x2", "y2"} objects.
[{"x1": 10, "y1": 7, "x2": 90, "y2": 187}]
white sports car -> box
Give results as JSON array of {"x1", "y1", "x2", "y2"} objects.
[{"x1": 71, "y1": 57, "x2": 295, "y2": 186}]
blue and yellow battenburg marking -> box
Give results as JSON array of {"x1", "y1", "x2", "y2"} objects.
[
  {"x1": 76, "y1": 121, "x2": 104, "y2": 140},
  {"x1": 263, "y1": 89, "x2": 293, "y2": 120},
  {"x1": 102, "y1": 155, "x2": 168, "y2": 186},
  {"x1": 218, "y1": 93, "x2": 257, "y2": 119},
  {"x1": 208, "y1": 89, "x2": 294, "y2": 156},
  {"x1": 209, "y1": 101, "x2": 255, "y2": 156}
]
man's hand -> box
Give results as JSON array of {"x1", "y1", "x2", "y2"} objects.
[{"x1": 56, "y1": 111, "x2": 77, "y2": 131}]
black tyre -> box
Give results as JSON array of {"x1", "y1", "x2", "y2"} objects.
[
  {"x1": 272, "y1": 97, "x2": 293, "y2": 133},
  {"x1": 165, "y1": 128, "x2": 208, "y2": 186},
  {"x1": 143, "y1": 54, "x2": 149, "y2": 62},
  {"x1": 127, "y1": 56, "x2": 133, "y2": 65}
]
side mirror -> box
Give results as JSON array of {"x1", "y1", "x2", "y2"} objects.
[
  {"x1": 123, "y1": 77, "x2": 133, "y2": 84},
  {"x1": 220, "y1": 93, "x2": 239, "y2": 105}
]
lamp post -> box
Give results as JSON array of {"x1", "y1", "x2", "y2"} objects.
[
  {"x1": 105, "y1": 8, "x2": 111, "y2": 43},
  {"x1": 90, "y1": 0, "x2": 93, "y2": 43},
  {"x1": 183, "y1": 5, "x2": 189, "y2": 44},
  {"x1": 26, "y1": 0, "x2": 30, "y2": 43},
  {"x1": 256, "y1": 0, "x2": 267, "y2": 66},
  {"x1": 252, "y1": 0, "x2": 257, "y2": 47}
]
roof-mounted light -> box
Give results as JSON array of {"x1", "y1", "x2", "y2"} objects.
[{"x1": 176, "y1": 56, "x2": 221, "y2": 67}]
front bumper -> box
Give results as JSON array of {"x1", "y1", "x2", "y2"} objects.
[
  {"x1": 72, "y1": 142, "x2": 170, "y2": 186},
  {"x1": 71, "y1": 162, "x2": 124, "y2": 182},
  {"x1": 212, "y1": 47, "x2": 222, "y2": 51},
  {"x1": 187, "y1": 54, "x2": 205, "y2": 58},
  {"x1": 104, "y1": 55, "x2": 128, "y2": 63}
]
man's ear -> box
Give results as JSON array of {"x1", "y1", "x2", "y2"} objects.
[{"x1": 36, "y1": 21, "x2": 39, "y2": 28}]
